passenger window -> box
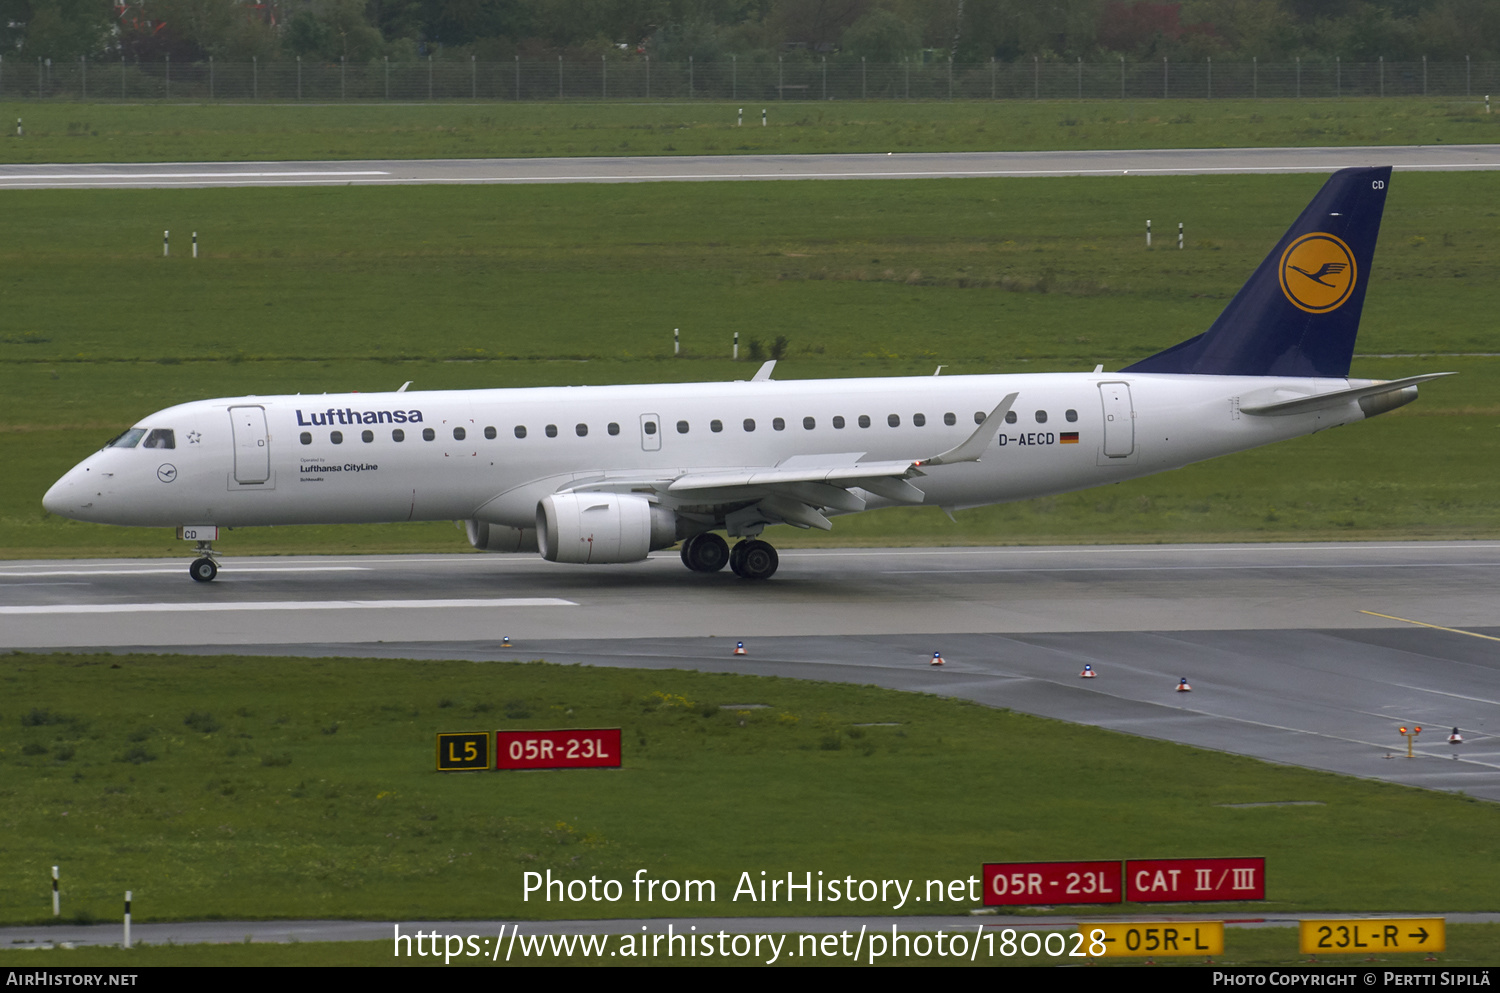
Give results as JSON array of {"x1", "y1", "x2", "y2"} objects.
[
  {"x1": 484, "y1": 426, "x2": 497, "y2": 440},
  {"x1": 608, "y1": 422, "x2": 620, "y2": 436},
  {"x1": 1065, "y1": 409, "x2": 1078, "y2": 423},
  {"x1": 331, "y1": 431, "x2": 344, "y2": 444},
  {"x1": 803, "y1": 416, "x2": 815, "y2": 430},
  {"x1": 974, "y1": 411, "x2": 985, "y2": 424},
  {"x1": 743, "y1": 418, "x2": 756, "y2": 432},
  {"x1": 300, "y1": 432, "x2": 312, "y2": 446},
  {"x1": 453, "y1": 427, "x2": 467, "y2": 441},
  {"x1": 546, "y1": 424, "x2": 558, "y2": 438},
  {"x1": 362, "y1": 430, "x2": 374, "y2": 443},
  {"x1": 858, "y1": 415, "x2": 871, "y2": 428},
  {"x1": 422, "y1": 428, "x2": 436, "y2": 441},
  {"x1": 1004, "y1": 411, "x2": 1018, "y2": 424},
  {"x1": 142, "y1": 428, "x2": 175, "y2": 449},
  {"x1": 833, "y1": 416, "x2": 845, "y2": 429},
  {"x1": 913, "y1": 413, "x2": 926, "y2": 427},
  {"x1": 773, "y1": 417, "x2": 785, "y2": 431},
  {"x1": 887, "y1": 414, "x2": 900, "y2": 427},
  {"x1": 677, "y1": 420, "x2": 689, "y2": 434},
  {"x1": 711, "y1": 420, "x2": 723, "y2": 433},
  {"x1": 643, "y1": 422, "x2": 656, "y2": 436},
  {"x1": 576, "y1": 423, "x2": 588, "y2": 437},
  {"x1": 1035, "y1": 410, "x2": 1048, "y2": 424},
  {"x1": 514, "y1": 426, "x2": 527, "y2": 439},
  {"x1": 393, "y1": 429, "x2": 405, "y2": 442},
  {"x1": 944, "y1": 412, "x2": 956, "y2": 426}
]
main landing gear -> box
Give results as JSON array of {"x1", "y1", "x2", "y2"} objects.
[
  {"x1": 188, "y1": 540, "x2": 219, "y2": 583},
  {"x1": 680, "y1": 532, "x2": 779, "y2": 580}
]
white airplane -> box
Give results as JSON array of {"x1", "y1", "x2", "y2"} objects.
[{"x1": 44, "y1": 166, "x2": 1448, "y2": 582}]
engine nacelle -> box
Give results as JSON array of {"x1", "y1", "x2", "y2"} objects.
[
  {"x1": 536, "y1": 492, "x2": 678, "y2": 564},
  {"x1": 465, "y1": 520, "x2": 539, "y2": 553}
]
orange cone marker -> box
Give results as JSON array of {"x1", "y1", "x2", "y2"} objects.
[
  {"x1": 1080, "y1": 664, "x2": 1097, "y2": 678},
  {"x1": 502, "y1": 636, "x2": 511, "y2": 648},
  {"x1": 930, "y1": 652, "x2": 945, "y2": 666},
  {"x1": 1176, "y1": 677, "x2": 1192, "y2": 692},
  {"x1": 734, "y1": 641, "x2": 747, "y2": 656}
]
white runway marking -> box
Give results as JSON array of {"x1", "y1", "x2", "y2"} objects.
[
  {"x1": 0, "y1": 566, "x2": 372, "y2": 578},
  {"x1": 2, "y1": 170, "x2": 389, "y2": 180},
  {"x1": 0, "y1": 598, "x2": 576, "y2": 615}
]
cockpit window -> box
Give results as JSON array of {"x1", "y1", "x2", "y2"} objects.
[
  {"x1": 142, "y1": 428, "x2": 176, "y2": 450},
  {"x1": 106, "y1": 428, "x2": 147, "y2": 449}
]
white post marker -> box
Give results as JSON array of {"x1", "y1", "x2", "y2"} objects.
[
  {"x1": 738, "y1": 107, "x2": 742, "y2": 126},
  {"x1": 192, "y1": 231, "x2": 198, "y2": 259},
  {"x1": 52, "y1": 866, "x2": 59, "y2": 917},
  {"x1": 1146, "y1": 219, "x2": 1152, "y2": 249},
  {"x1": 16, "y1": 117, "x2": 21, "y2": 136},
  {"x1": 1178, "y1": 222, "x2": 1184, "y2": 250},
  {"x1": 762, "y1": 108, "x2": 766, "y2": 127},
  {"x1": 674, "y1": 328, "x2": 680, "y2": 356},
  {"x1": 734, "y1": 331, "x2": 739, "y2": 360},
  {"x1": 123, "y1": 891, "x2": 131, "y2": 949},
  {"x1": 163, "y1": 230, "x2": 169, "y2": 257}
]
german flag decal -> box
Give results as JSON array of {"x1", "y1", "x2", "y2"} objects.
[{"x1": 1060, "y1": 432, "x2": 1080, "y2": 444}]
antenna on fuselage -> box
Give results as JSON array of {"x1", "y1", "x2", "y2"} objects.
[
  {"x1": 752, "y1": 361, "x2": 776, "y2": 382},
  {"x1": 397, "y1": 381, "x2": 412, "y2": 392}
]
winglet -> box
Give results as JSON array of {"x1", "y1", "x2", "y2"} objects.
[
  {"x1": 752, "y1": 360, "x2": 777, "y2": 382},
  {"x1": 919, "y1": 393, "x2": 1018, "y2": 467}
]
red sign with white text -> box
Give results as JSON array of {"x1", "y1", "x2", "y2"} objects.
[
  {"x1": 981, "y1": 861, "x2": 1122, "y2": 906},
  {"x1": 495, "y1": 729, "x2": 621, "y2": 770},
  {"x1": 1124, "y1": 857, "x2": 1265, "y2": 903}
]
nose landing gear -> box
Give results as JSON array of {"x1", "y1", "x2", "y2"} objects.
[{"x1": 188, "y1": 540, "x2": 219, "y2": 582}]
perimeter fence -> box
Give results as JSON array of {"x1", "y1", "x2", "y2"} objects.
[{"x1": 3, "y1": 55, "x2": 1498, "y2": 102}]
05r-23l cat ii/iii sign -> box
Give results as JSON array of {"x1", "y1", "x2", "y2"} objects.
[{"x1": 45, "y1": 167, "x2": 1449, "y2": 583}]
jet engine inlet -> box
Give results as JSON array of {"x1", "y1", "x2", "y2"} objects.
[{"x1": 536, "y1": 492, "x2": 678, "y2": 564}]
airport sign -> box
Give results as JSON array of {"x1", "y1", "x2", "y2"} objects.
[
  {"x1": 1299, "y1": 918, "x2": 1445, "y2": 955},
  {"x1": 1125, "y1": 857, "x2": 1265, "y2": 902},
  {"x1": 495, "y1": 728, "x2": 622, "y2": 770},
  {"x1": 1081, "y1": 921, "x2": 1224, "y2": 958},
  {"x1": 435, "y1": 732, "x2": 490, "y2": 772},
  {"x1": 981, "y1": 861, "x2": 1121, "y2": 906}
]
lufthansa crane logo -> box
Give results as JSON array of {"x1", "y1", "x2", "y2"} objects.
[{"x1": 1279, "y1": 233, "x2": 1357, "y2": 314}]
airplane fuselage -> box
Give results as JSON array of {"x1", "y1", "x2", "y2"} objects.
[{"x1": 43, "y1": 370, "x2": 1375, "y2": 532}]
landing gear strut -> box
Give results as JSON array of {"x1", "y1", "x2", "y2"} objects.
[
  {"x1": 729, "y1": 539, "x2": 778, "y2": 580},
  {"x1": 188, "y1": 541, "x2": 219, "y2": 583},
  {"x1": 680, "y1": 531, "x2": 730, "y2": 572}
]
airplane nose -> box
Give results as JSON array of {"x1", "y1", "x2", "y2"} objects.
[{"x1": 43, "y1": 474, "x2": 72, "y2": 516}]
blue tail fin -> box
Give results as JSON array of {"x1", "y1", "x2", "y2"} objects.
[{"x1": 1122, "y1": 166, "x2": 1391, "y2": 378}]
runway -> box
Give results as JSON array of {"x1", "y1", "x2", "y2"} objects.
[
  {"x1": 2, "y1": 144, "x2": 1498, "y2": 188},
  {"x1": 5, "y1": 541, "x2": 1499, "y2": 800}
]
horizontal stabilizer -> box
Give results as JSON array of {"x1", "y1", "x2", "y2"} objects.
[{"x1": 1240, "y1": 373, "x2": 1454, "y2": 416}]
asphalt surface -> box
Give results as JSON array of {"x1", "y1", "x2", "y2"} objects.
[
  {"x1": 2, "y1": 144, "x2": 1498, "y2": 189},
  {"x1": 5, "y1": 542, "x2": 1498, "y2": 802}
]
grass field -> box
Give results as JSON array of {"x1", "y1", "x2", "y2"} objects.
[
  {"x1": 3, "y1": 170, "x2": 1496, "y2": 557},
  {"x1": 3, "y1": 654, "x2": 1498, "y2": 931},
  {"x1": 0, "y1": 98, "x2": 1496, "y2": 162},
  {"x1": 4, "y1": 924, "x2": 1499, "y2": 966}
]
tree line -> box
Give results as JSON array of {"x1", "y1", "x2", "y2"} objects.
[{"x1": 4, "y1": 0, "x2": 1498, "y2": 67}]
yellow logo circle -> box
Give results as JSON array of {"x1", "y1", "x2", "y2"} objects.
[{"x1": 1279, "y1": 233, "x2": 1357, "y2": 314}]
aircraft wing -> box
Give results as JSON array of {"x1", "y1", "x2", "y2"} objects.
[{"x1": 566, "y1": 394, "x2": 1017, "y2": 532}]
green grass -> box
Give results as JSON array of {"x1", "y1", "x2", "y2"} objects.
[
  {"x1": 1, "y1": 98, "x2": 1496, "y2": 162},
  {"x1": 2, "y1": 171, "x2": 1496, "y2": 557},
  {"x1": 4, "y1": 924, "x2": 1500, "y2": 966},
  {"x1": 2, "y1": 654, "x2": 1498, "y2": 929}
]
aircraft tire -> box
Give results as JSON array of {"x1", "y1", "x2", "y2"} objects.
[
  {"x1": 732, "y1": 539, "x2": 778, "y2": 580},
  {"x1": 682, "y1": 532, "x2": 730, "y2": 573},
  {"x1": 189, "y1": 557, "x2": 219, "y2": 583}
]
